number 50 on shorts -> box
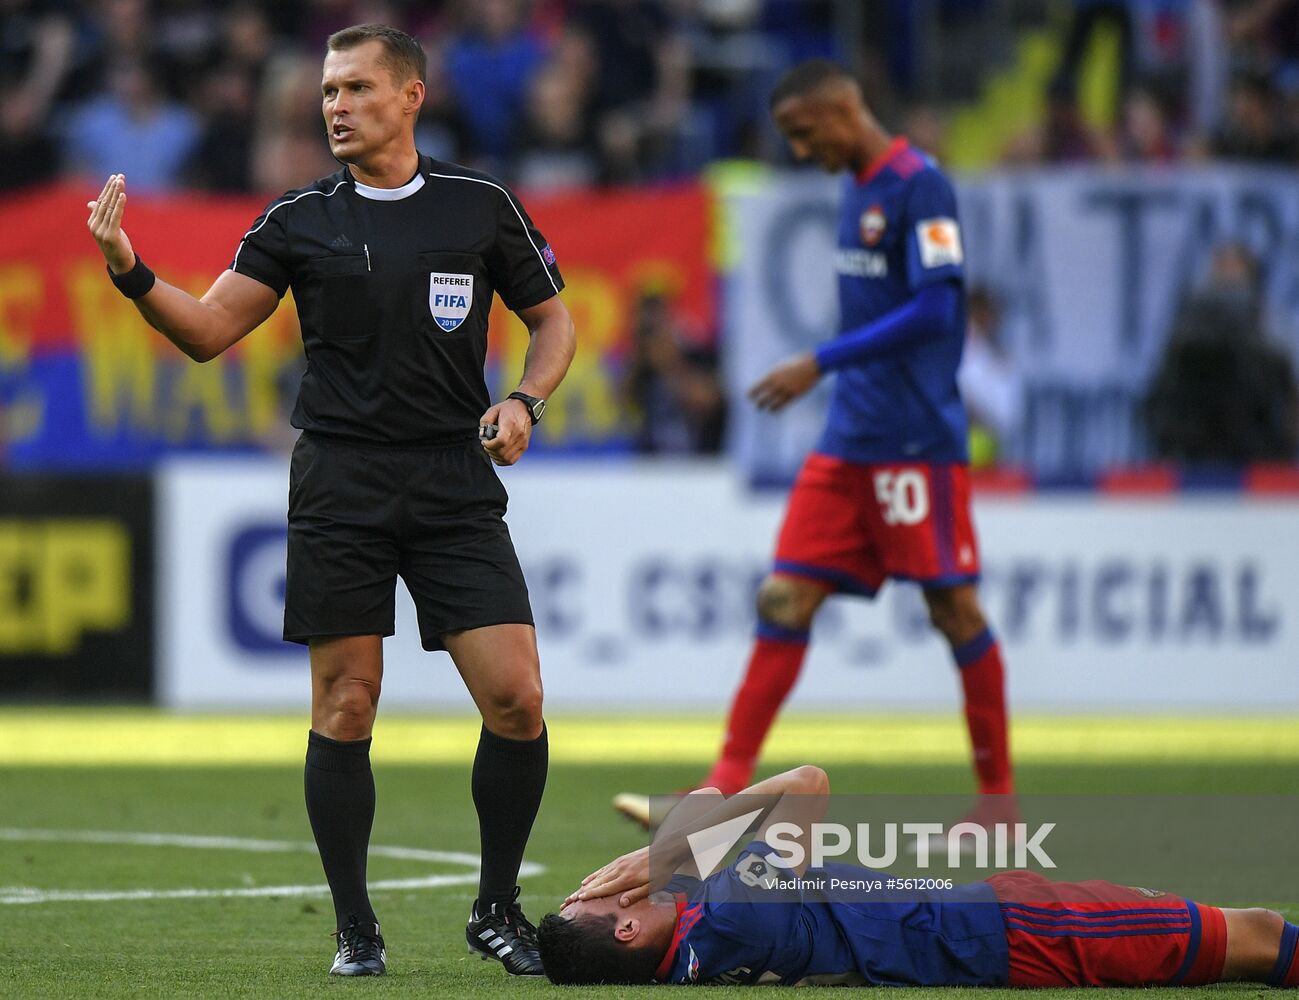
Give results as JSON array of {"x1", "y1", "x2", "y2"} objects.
[{"x1": 874, "y1": 469, "x2": 930, "y2": 526}]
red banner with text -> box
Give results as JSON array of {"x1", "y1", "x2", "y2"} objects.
[{"x1": 0, "y1": 182, "x2": 714, "y2": 467}]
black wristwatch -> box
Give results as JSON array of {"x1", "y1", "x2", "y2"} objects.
[{"x1": 507, "y1": 391, "x2": 546, "y2": 424}]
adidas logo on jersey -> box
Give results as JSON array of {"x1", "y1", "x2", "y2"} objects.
[{"x1": 329, "y1": 233, "x2": 354, "y2": 249}]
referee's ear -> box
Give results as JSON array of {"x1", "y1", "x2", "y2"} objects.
[{"x1": 402, "y1": 78, "x2": 425, "y2": 118}]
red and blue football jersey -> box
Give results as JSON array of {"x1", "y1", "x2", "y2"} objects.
[
  {"x1": 819, "y1": 139, "x2": 969, "y2": 465},
  {"x1": 655, "y1": 841, "x2": 1009, "y2": 987}
]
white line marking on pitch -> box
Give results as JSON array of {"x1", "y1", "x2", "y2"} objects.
[{"x1": 0, "y1": 828, "x2": 544, "y2": 906}]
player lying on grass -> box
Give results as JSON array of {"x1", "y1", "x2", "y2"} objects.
[{"x1": 539, "y1": 767, "x2": 1299, "y2": 987}]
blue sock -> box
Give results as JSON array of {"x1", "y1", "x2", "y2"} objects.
[{"x1": 1268, "y1": 920, "x2": 1299, "y2": 986}]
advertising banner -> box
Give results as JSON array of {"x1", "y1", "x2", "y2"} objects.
[
  {"x1": 724, "y1": 167, "x2": 1299, "y2": 482},
  {"x1": 1, "y1": 182, "x2": 713, "y2": 467},
  {"x1": 158, "y1": 459, "x2": 1298, "y2": 710},
  {"x1": 0, "y1": 474, "x2": 153, "y2": 697}
]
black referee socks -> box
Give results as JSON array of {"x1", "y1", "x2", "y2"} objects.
[
  {"x1": 305, "y1": 730, "x2": 377, "y2": 930},
  {"x1": 472, "y1": 722, "x2": 549, "y2": 908}
]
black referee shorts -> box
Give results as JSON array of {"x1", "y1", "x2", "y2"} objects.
[{"x1": 284, "y1": 432, "x2": 533, "y2": 651}]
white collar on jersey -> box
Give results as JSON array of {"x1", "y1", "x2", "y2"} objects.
[{"x1": 351, "y1": 172, "x2": 426, "y2": 201}]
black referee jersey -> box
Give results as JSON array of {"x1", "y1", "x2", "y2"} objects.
[{"x1": 231, "y1": 154, "x2": 565, "y2": 445}]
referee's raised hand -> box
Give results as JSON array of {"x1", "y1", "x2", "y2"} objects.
[
  {"x1": 86, "y1": 174, "x2": 136, "y2": 274},
  {"x1": 479, "y1": 397, "x2": 533, "y2": 466}
]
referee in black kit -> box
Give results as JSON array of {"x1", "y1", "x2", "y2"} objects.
[{"x1": 85, "y1": 25, "x2": 574, "y2": 979}]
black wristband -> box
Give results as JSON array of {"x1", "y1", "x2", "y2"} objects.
[{"x1": 107, "y1": 254, "x2": 156, "y2": 299}]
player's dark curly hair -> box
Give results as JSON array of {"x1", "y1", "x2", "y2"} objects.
[
  {"x1": 327, "y1": 23, "x2": 427, "y2": 85},
  {"x1": 769, "y1": 58, "x2": 858, "y2": 108},
  {"x1": 537, "y1": 912, "x2": 660, "y2": 985}
]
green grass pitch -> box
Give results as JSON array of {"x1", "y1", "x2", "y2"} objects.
[{"x1": 2, "y1": 709, "x2": 1296, "y2": 998}]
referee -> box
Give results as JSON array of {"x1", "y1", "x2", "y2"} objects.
[{"x1": 85, "y1": 25, "x2": 575, "y2": 978}]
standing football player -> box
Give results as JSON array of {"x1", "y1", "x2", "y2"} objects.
[{"x1": 627, "y1": 60, "x2": 1013, "y2": 827}]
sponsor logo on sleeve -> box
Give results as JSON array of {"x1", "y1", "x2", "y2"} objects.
[
  {"x1": 735, "y1": 854, "x2": 771, "y2": 887},
  {"x1": 428, "y1": 272, "x2": 474, "y2": 332},
  {"x1": 916, "y1": 217, "x2": 963, "y2": 268},
  {"x1": 541, "y1": 244, "x2": 557, "y2": 266}
]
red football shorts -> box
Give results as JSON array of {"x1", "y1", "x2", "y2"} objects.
[
  {"x1": 772, "y1": 453, "x2": 980, "y2": 595},
  {"x1": 987, "y1": 870, "x2": 1227, "y2": 988}
]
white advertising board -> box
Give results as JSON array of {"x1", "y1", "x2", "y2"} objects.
[
  {"x1": 159, "y1": 458, "x2": 1299, "y2": 711},
  {"x1": 726, "y1": 167, "x2": 1299, "y2": 481}
]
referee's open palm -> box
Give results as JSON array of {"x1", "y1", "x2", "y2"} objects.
[
  {"x1": 480, "y1": 397, "x2": 533, "y2": 466},
  {"x1": 86, "y1": 174, "x2": 136, "y2": 274}
]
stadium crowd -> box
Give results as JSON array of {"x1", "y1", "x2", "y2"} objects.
[
  {"x1": 1000, "y1": 0, "x2": 1299, "y2": 166},
  {"x1": 0, "y1": 0, "x2": 838, "y2": 194},
  {"x1": 5, "y1": 0, "x2": 1299, "y2": 198}
]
